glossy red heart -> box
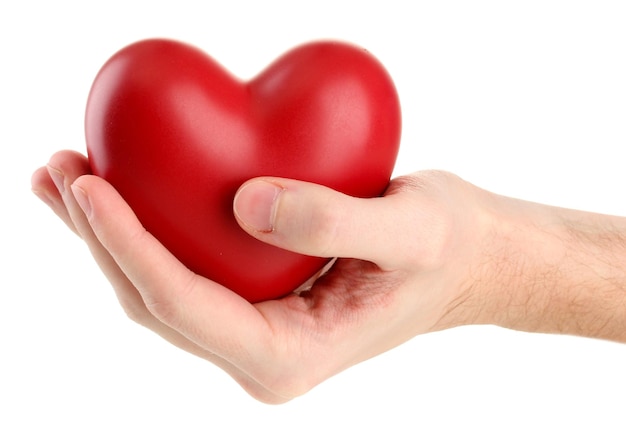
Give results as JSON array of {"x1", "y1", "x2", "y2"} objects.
[{"x1": 85, "y1": 39, "x2": 401, "y2": 302}]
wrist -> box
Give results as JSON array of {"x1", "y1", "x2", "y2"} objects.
[{"x1": 469, "y1": 192, "x2": 626, "y2": 341}]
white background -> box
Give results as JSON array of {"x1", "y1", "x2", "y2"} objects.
[{"x1": 2, "y1": 1, "x2": 626, "y2": 435}]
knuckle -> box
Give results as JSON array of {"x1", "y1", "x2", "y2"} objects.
[
  {"x1": 143, "y1": 273, "x2": 198, "y2": 328},
  {"x1": 306, "y1": 201, "x2": 343, "y2": 257},
  {"x1": 115, "y1": 289, "x2": 152, "y2": 326},
  {"x1": 143, "y1": 296, "x2": 178, "y2": 326},
  {"x1": 246, "y1": 338, "x2": 320, "y2": 401}
]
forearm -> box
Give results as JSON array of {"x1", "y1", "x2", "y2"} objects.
[{"x1": 475, "y1": 193, "x2": 626, "y2": 342}]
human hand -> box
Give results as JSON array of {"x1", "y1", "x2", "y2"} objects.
[
  {"x1": 32, "y1": 150, "x2": 492, "y2": 403},
  {"x1": 32, "y1": 149, "x2": 626, "y2": 403}
]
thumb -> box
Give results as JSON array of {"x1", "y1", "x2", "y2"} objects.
[{"x1": 233, "y1": 177, "x2": 400, "y2": 267}]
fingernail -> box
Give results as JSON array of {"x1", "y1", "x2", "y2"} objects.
[
  {"x1": 46, "y1": 165, "x2": 65, "y2": 194},
  {"x1": 71, "y1": 184, "x2": 92, "y2": 217},
  {"x1": 234, "y1": 181, "x2": 283, "y2": 232}
]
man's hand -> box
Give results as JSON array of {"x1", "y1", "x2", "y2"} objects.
[{"x1": 31, "y1": 150, "x2": 626, "y2": 403}]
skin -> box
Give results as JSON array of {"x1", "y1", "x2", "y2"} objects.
[{"x1": 31, "y1": 150, "x2": 626, "y2": 404}]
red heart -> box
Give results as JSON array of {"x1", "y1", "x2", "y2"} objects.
[{"x1": 85, "y1": 39, "x2": 401, "y2": 302}]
